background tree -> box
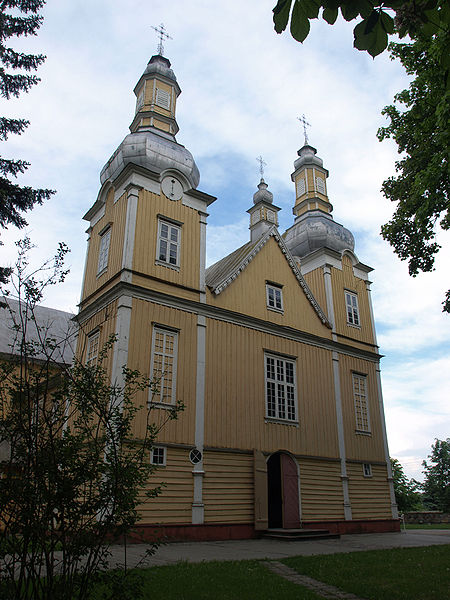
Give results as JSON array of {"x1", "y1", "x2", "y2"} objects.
[
  {"x1": 0, "y1": 239, "x2": 181, "y2": 600},
  {"x1": 390, "y1": 458, "x2": 423, "y2": 512},
  {"x1": 0, "y1": 0, "x2": 54, "y2": 284},
  {"x1": 273, "y1": 1, "x2": 449, "y2": 311},
  {"x1": 422, "y1": 438, "x2": 450, "y2": 511}
]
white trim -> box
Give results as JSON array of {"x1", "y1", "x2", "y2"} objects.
[
  {"x1": 323, "y1": 265, "x2": 336, "y2": 336},
  {"x1": 266, "y1": 283, "x2": 283, "y2": 312},
  {"x1": 149, "y1": 325, "x2": 178, "y2": 406},
  {"x1": 121, "y1": 185, "x2": 140, "y2": 279},
  {"x1": 264, "y1": 352, "x2": 298, "y2": 423},
  {"x1": 91, "y1": 204, "x2": 106, "y2": 228},
  {"x1": 110, "y1": 295, "x2": 133, "y2": 394},
  {"x1": 365, "y1": 280, "x2": 378, "y2": 346},
  {"x1": 332, "y1": 351, "x2": 352, "y2": 520},
  {"x1": 192, "y1": 315, "x2": 206, "y2": 524},
  {"x1": 157, "y1": 219, "x2": 181, "y2": 268},
  {"x1": 345, "y1": 290, "x2": 360, "y2": 327},
  {"x1": 199, "y1": 212, "x2": 207, "y2": 301},
  {"x1": 150, "y1": 446, "x2": 166, "y2": 466}
]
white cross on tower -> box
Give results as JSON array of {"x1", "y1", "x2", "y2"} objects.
[
  {"x1": 151, "y1": 23, "x2": 172, "y2": 56},
  {"x1": 256, "y1": 155, "x2": 267, "y2": 180}
]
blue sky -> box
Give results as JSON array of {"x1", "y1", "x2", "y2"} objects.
[{"x1": 1, "y1": 0, "x2": 449, "y2": 480}]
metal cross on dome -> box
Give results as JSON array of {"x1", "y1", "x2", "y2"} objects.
[
  {"x1": 151, "y1": 23, "x2": 172, "y2": 56},
  {"x1": 297, "y1": 114, "x2": 311, "y2": 146},
  {"x1": 256, "y1": 155, "x2": 267, "y2": 179}
]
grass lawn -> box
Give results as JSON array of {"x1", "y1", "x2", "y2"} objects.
[
  {"x1": 405, "y1": 523, "x2": 450, "y2": 529},
  {"x1": 91, "y1": 560, "x2": 322, "y2": 600},
  {"x1": 283, "y1": 545, "x2": 450, "y2": 600}
]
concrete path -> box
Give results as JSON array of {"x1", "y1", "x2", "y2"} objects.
[{"x1": 107, "y1": 529, "x2": 450, "y2": 570}]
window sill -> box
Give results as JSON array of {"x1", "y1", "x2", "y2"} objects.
[
  {"x1": 149, "y1": 401, "x2": 176, "y2": 410},
  {"x1": 96, "y1": 268, "x2": 107, "y2": 279},
  {"x1": 267, "y1": 306, "x2": 284, "y2": 314},
  {"x1": 265, "y1": 417, "x2": 299, "y2": 427},
  {"x1": 346, "y1": 323, "x2": 361, "y2": 329},
  {"x1": 355, "y1": 429, "x2": 372, "y2": 436},
  {"x1": 155, "y1": 260, "x2": 180, "y2": 272}
]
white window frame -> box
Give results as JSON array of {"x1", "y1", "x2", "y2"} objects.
[
  {"x1": 97, "y1": 227, "x2": 111, "y2": 275},
  {"x1": 353, "y1": 373, "x2": 371, "y2": 434},
  {"x1": 149, "y1": 326, "x2": 178, "y2": 406},
  {"x1": 363, "y1": 463, "x2": 372, "y2": 477},
  {"x1": 265, "y1": 353, "x2": 298, "y2": 424},
  {"x1": 266, "y1": 283, "x2": 283, "y2": 312},
  {"x1": 150, "y1": 446, "x2": 166, "y2": 466},
  {"x1": 345, "y1": 290, "x2": 360, "y2": 327},
  {"x1": 316, "y1": 176, "x2": 326, "y2": 195},
  {"x1": 296, "y1": 177, "x2": 306, "y2": 197},
  {"x1": 86, "y1": 330, "x2": 100, "y2": 366},
  {"x1": 156, "y1": 219, "x2": 181, "y2": 269}
]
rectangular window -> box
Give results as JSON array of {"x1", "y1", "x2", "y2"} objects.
[
  {"x1": 157, "y1": 220, "x2": 180, "y2": 267},
  {"x1": 155, "y1": 87, "x2": 170, "y2": 109},
  {"x1": 97, "y1": 227, "x2": 111, "y2": 275},
  {"x1": 150, "y1": 326, "x2": 178, "y2": 405},
  {"x1": 345, "y1": 291, "x2": 360, "y2": 326},
  {"x1": 265, "y1": 353, "x2": 297, "y2": 423},
  {"x1": 151, "y1": 446, "x2": 166, "y2": 466},
  {"x1": 266, "y1": 284, "x2": 283, "y2": 312},
  {"x1": 353, "y1": 373, "x2": 371, "y2": 433},
  {"x1": 86, "y1": 331, "x2": 100, "y2": 366},
  {"x1": 363, "y1": 463, "x2": 372, "y2": 477}
]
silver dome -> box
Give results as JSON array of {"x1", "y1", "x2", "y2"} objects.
[
  {"x1": 142, "y1": 55, "x2": 177, "y2": 83},
  {"x1": 284, "y1": 210, "x2": 354, "y2": 258},
  {"x1": 253, "y1": 179, "x2": 273, "y2": 204},
  {"x1": 100, "y1": 130, "x2": 200, "y2": 189}
]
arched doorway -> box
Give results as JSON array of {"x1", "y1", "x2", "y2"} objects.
[{"x1": 267, "y1": 452, "x2": 300, "y2": 529}]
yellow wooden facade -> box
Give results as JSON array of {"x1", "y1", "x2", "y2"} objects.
[{"x1": 75, "y1": 52, "x2": 398, "y2": 539}]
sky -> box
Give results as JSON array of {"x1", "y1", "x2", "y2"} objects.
[{"x1": 1, "y1": 0, "x2": 449, "y2": 481}]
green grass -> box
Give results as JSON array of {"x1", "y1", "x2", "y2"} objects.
[
  {"x1": 283, "y1": 545, "x2": 450, "y2": 600},
  {"x1": 91, "y1": 560, "x2": 322, "y2": 600},
  {"x1": 405, "y1": 522, "x2": 450, "y2": 529}
]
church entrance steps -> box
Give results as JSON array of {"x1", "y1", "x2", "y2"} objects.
[{"x1": 263, "y1": 528, "x2": 340, "y2": 541}]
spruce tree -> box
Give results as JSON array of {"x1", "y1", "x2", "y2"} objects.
[{"x1": 0, "y1": 0, "x2": 54, "y2": 283}]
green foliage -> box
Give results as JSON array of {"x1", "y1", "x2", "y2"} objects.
[
  {"x1": 390, "y1": 458, "x2": 423, "y2": 512},
  {"x1": 422, "y1": 438, "x2": 450, "y2": 511},
  {"x1": 273, "y1": 1, "x2": 449, "y2": 58},
  {"x1": 0, "y1": 1, "x2": 54, "y2": 284},
  {"x1": 377, "y1": 31, "x2": 450, "y2": 311},
  {"x1": 0, "y1": 240, "x2": 182, "y2": 600}
]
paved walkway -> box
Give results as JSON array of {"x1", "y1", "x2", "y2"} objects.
[{"x1": 107, "y1": 529, "x2": 450, "y2": 570}]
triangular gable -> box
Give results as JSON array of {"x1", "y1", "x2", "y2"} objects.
[{"x1": 206, "y1": 227, "x2": 331, "y2": 327}]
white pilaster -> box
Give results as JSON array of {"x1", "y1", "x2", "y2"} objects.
[
  {"x1": 365, "y1": 280, "x2": 378, "y2": 347},
  {"x1": 121, "y1": 184, "x2": 140, "y2": 283},
  {"x1": 110, "y1": 295, "x2": 133, "y2": 396},
  {"x1": 323, "y1": 265, "x2": 336, "y2": 340},
  {"x1": 199, "y1": 212, "x2": 208, "y2": 303},
  {"x1": 332, "y1": 351, "x2": 352, "y2": 520},
  {"x1": 79, "y1": 228, "x2": 92, "y2": 304},
  {"x1": 376, "y1": 363, "x2": 399, "y2": 519},
  {"x1": 192, "y1": 314, "x2": 206, "y2": 524}
]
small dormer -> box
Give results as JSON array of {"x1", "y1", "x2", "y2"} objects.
[{"x1": 247, "y1": 179, "x2": 280, "y2": 243}]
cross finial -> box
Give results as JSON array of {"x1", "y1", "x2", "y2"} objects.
[
  {"x1": 256, "y1": 155, "x2": 267, "y2": 180},
  {"x1": 297, "y1": 114, "x2": 311, "y2": 146},
  {"x1": 151, "y1": 23, "x2": 172, "y2": 56}
]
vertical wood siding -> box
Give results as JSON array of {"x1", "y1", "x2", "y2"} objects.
[
  {"x1": 139, "y1": 447, "x2": 193, "y2": 524},
  {"x1": 127, "y1": 298, "x2": 197, "y2": 446},
  {"x1": 203, "y1": 451, "x2": 254, "y2": 523},
  {"x1": 347, "y1": 462, "x2": 391, "y2": 519},
  {"x1": 204, "y1": 319, "x2": 339, "y2": 458},
  {"x1": 82, "y1": 188, "x2": 127, "y2": 301},
  {"x1": 208, "y1": 237, "x2": 330, "y2": 339},
  {"x1": 132, "y1": 189, "x2": 200, "y2": 292},
  {"x1": 298, "y1": 458, "x2": 345, "y2": 521},
  {"x1": 331, "y1": 256, "x2": 375, "y2": 346},
  {"x1": 338, "y1": 354, "x2": 386, "y2": 461},
  {"x1": 303, "y1": 268, "x2": 328, "y2": 320}
]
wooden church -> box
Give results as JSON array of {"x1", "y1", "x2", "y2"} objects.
[{"x1": 75, "y1": 48, "x2": 400, "y2": 540}]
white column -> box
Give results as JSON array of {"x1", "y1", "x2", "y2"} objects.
[
  {"x1": 110, "y1": 295, "x2": 133, "y2": 395},
  {"x1": 198, "y1": 212, "x2": 208, "y2": 303},
  {"x1": 365, "y1": 280, "x2": 378, "y2": 347},
  {"x1": 376, "y1": 363, "x2": 399, "y2": 519},
  {"x1": 323, "y1": 265, "x2": 336, "y2": 339},
  {"x1": 192, "y1": 314, "x2": 206, "y2": 524},
  {"x1": 79, "y1": 227, "x2": 92, "y2": 304},
  {"x1": 332, "y1": 351, "x2": 352, "y2": 520},
  {"x1": 121, "y1": 184, "x2": 140, "y2": 283}
]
